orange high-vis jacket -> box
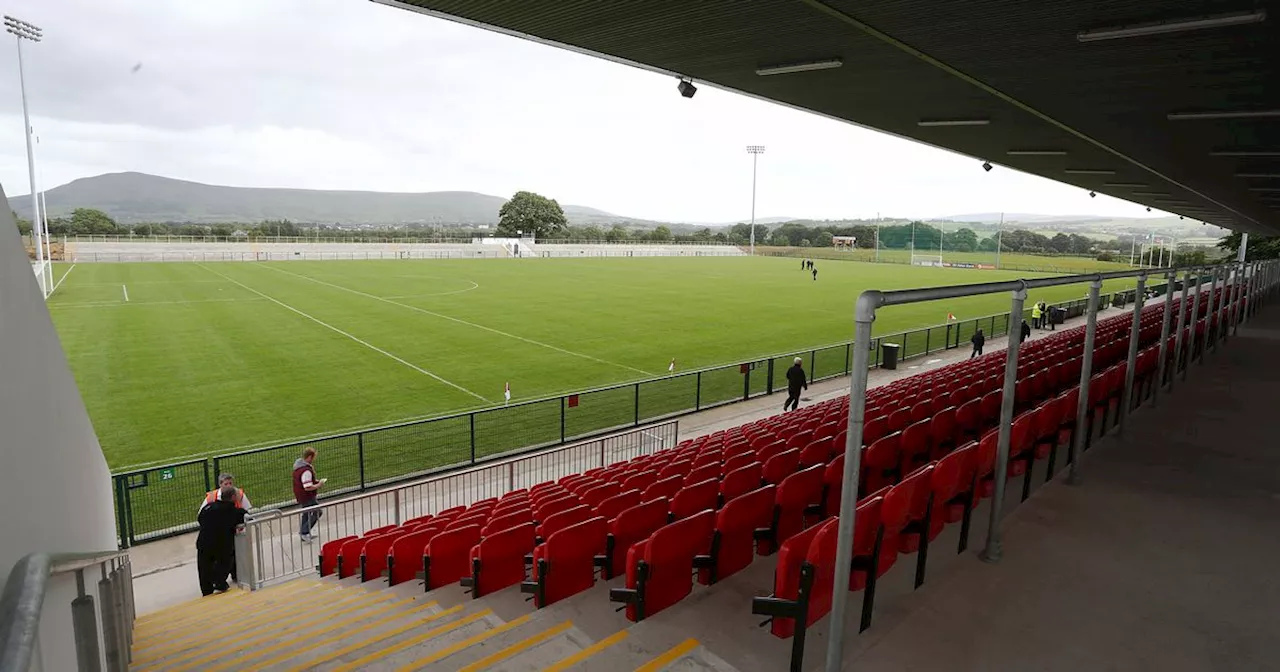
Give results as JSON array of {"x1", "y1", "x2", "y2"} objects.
[{"x1": 204, "y1": 487, "x2": 247, "y2": 509}]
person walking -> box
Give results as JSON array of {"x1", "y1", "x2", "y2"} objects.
[
  {"x1": 293, "y1": 448, "x2": 326, "y2": 542},
  {"x1": 812, "y1": 266, "x2": 818, "y2": 281},
  {"x1": 1031, "y1": 301, "x2": 1042, "y2": 329},
  {"x1": 196, "y1": 485, "x2": 246, "y2": 596},
  {"x1": 970, "y1": 328, "x2": 985, "y2": 359},
  {"x1": 1020, "y1": 319, "x2": 1032, "y2": 343},
  {"x1": 199, "y1": 473, "x2": 250, "y2": 582},
  {"x1": 784, "y1": 357, "x2": 808, "y2": 412}
]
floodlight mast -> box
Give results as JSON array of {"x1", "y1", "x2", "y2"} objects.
[
  {"x1": 5, "y1": 15, "x2": 46, "y2": 297},
  {"x1": 746, "y1": 145, "x2": 765, "y2": 255}
]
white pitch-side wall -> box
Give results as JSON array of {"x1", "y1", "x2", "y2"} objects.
[{"x1": 0, "y1": 186, "x2": 117, "y2": 671}]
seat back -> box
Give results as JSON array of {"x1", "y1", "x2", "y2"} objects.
[
  {"x1": 630, "y1": 510, "x2": 716, "y2": 620},
  {"x1": 594, "y1": 488, "x2": 642, "y2": 521},
  {"x1": 684, "y1": 463, "x2": 722, "y2": 487},
  {"x1": 762, "y1": 448, "x2": 802, "y2": 484},
  {"x1": 721, "y1": 462, "x2": 763, "y2": 503},
  {"x1": 607, "y1": 498, "x2": 670, "y2": 578},
  {"x1": 360, "y1": 531, "x2": 407, "y2": 582},
  {"x1": 861, "y1": 432, "x2": 900, "y2": 496},
  {"x1": 424, "y1": 524, "x2": 481, "y2": 589},
  {"x1": 319, "y1": 536, "x2": 356, "y2": 577},
  {"x1": 899, "y1": 419, "x2": 932, "y2": 474},
  {"x1": 701, "y1": 485, "x2": 775, "y2": 585},
  {"x1": 482, "y1": 509, "x2": 533, "y2": 537},
  {"x1": 641, "y1": 475, "x2": 684, "y2": 503},
  {"x1": 388, "y1": 528, "x2": 436, "y2": 586},
  {"x1": 538, "y1": 505, "x2": 594, "y2": 540},
  {"x1": 805, "y1": 496, "x2": 884, "y2": 625},
  {"x1": 534, "y1": 493, "x2": 580, "y2": 522},
  {"x1": 579, "y1": 482, "x2": 621, "y2": 509},
  {"x1": 767, "y1": 525, "x2": 824, "y2": 638},
  {"x1": 670, "y1": 478, "x2": 719, "y2": 521},
  {"x1": 765, "y1": 464, "x2": 825, "y2": 555},
  {"x1": 471, "y1": 522, "x2": 536, "y2": 597},
  {"x1": 533, "y1": 516, "x2": 608, "y2": 607},
  {"x1": 621, "y1": 470, "x2": 658, "y2": 494}
]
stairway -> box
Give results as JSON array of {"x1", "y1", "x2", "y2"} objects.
[{"x1": 131, "y1": 572, "x2": 735, "y2": 671}]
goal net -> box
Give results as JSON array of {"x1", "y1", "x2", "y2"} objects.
[{"x1": 910, "y1": 254, "x2": 944, "y2": 268}]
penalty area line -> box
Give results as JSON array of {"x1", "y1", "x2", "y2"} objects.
[
  {"x1": 196, "y1": 264, "x2": 491, "y2": 403},
  {"x1": 259, "y1": 264, "x2": 654, "y2": 377}
]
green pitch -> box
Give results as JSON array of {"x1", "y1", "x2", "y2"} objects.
[{"x1": 48, "y1": 256, "x2": 1131, "y2": 470}]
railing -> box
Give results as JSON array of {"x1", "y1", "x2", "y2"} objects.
[
  {"x1": 0, "y1": 551, "x2": 135, "y2": 672},
  {"x1": 109, "y1": 292, "x2": 1136, "y2": 547},
  {"x1": 65, "y1": 235, "x2": 739, "y2": 247},
  {"x1": 233, "y1": 420, "x2": 678, "y2": 589}
]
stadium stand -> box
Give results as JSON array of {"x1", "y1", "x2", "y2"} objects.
[{"x1": 124, "y1": 288, "x2": 1238, "y2": 670}]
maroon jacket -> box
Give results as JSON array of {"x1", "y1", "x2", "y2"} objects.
[{"x1": 293, "y1": 459, "x2": 316, "y2": 504}]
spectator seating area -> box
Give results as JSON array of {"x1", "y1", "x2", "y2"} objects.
[{"x1": 312, "y1": 286, "x2": 1235, "y2": 671}]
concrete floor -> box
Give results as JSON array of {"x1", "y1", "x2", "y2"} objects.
[{"x1": 831, "y1": 305, "x2": 1280, "y2": 671}]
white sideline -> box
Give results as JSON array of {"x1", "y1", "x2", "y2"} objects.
[
  {"x1": 121, "y1": 284, "x2": 129, "y2": 302},
  {"x1": 49, "y1": 297, "x2": 267, "y2": 309},
  {"x1": 49, "y1": 263, "x2": 75, "y2": 295},
  {"x1": 197, "y1": 264, "x2": 491, "y2": 403},
  {"x1": 259, "y1": 263, "x2": 654, "y2": 376}
]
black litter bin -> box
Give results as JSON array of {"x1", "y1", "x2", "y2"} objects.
[{"x1": 882, "y1": 342, "x2": 901, "y2": 370}]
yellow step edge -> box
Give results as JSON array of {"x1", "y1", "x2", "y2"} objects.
[
  {"x1": 135, "y1": 578, "x2": 317, "y2": 625},
  {"x1": 284, "y1": 603, "x2": 460, "y2": 672},
  {"x1": 542, "y1": 630, "x2": 630, "y2": 672},
  {"x1": 132, "y1": 582, "x2": 357, "y2": 663},
  {"x1": 394, "y1": 614, "x2": 534, "y2": 672},
  {"x1": 173, "y1": 592, "x2": 412, "y2": 672},
  {"x1": 635, "y1": 639, "x2": 700, "y2": 672},
  {"x1": 328, "y1": 609, "x2": 497, "y2": 672},
  {"x1": 133, "y1": 582, "x2": 342, "y2": 650},
  {"x1": 134, "y1": 580, "x2": 323, "y2": 635},
  {"x1": 457, "y1": 620, "x2": 574, "y2": 672}
]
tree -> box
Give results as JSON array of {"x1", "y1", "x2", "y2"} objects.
[
  {"x1": 496, "y1": 191, "x2": 568, "y2": 238},
  {"x1": 605, "y1": 224, "x2": 629, "y2": 242},
  {"x1": 1050, "y1": 233, "x2": 1072, "y2": 253},
  {"x1": 650, "y1": 225, "x2": 672, "y2": 242},
  {"x1": 69, "y1": 208, "x2": 118, "y2": 235},
  {"x1": 11, "y1": 211, "x2": 32, "y2": 235},
  {"x1": 946, "y1": 228, "x2": 979, "y2": 253},
  {"x1": 1219, "y1": 232, "x2": 1280, "y2": 261}
]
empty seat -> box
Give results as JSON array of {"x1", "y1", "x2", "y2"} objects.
[
  {"x1": 465, "y1": 522, "x2": 536, "y2": 598},
  {"x1": 698, "y1": 485, "x2": 775, "y2": 585},
  {"x1": 579, "y1": 482, "x2": 621, "y2": 509},
  {"x1": 899, "y1": 419, "x2": 932, "y2": 475},
  {"x1": 670, "y1": 478, "x2": 719, "y2": 521},
  {"x1": 806, "y1": 495, "x2": 885, "y2": 633},
  {"x1": 423, "y1": 524, "x2": 481, "y2": 590},
  {"x1": 609, "y1": 509, "x2": 716, "y2": 621},
  {"x1": 482, "y1": 509, "x2": 532, "y2": 537},
  {"x1": 722, "y1": 452, "x2": 757, "y2": 476},
  {"x1": 761, "y1": 464, "x2": 825, "y2": 555},
  {"x1": 720, "y1": 461, "x2": 763, "y2": 503},
  {"x1": 684, "y1": 463, "x2": 722, "y2": 487},
  {"x1": 763, "y1": 448, "x2": 802, "y2": 485},
  {"x1": 861, "y1": 433, "x2": 901, "y2": 496},
  {"x1": 538, "y1": 505, "x2": 594, "y2": 541},
  {"x1": 523, "y1": 516, "x2": 608, "y2": 608},
  {"x1": 621, "y1": 469, "x2": 659, "y2": 494},
  {"x1": 387, "y1": 528, "x2": 436, "y2": 586},
  {"x1": 750, "y1": 524, "x2": 824, "y2": 639},
  {"x1": 594, "y1": 488, "x2": 641, "y2": 521},
  {"x1": 534, "y1": 494, "x2": 580, "y2": 522},
  {"x1": 602, "y1": 497, "x2": 669, "y2": 579},
  {"x1": 338, "y1": 535, "x2": 378, "y2": 579},
  {"x1": 319, "y1": 536, "x2": 356, "y2": 577},
  {"x1": 641, "y1": 474, "x2": 683, "y2": 503},
  {"x1": 881, "y1": 465, "x2": 933, "y2": 587},
  {"x1": 657, "y1": 460, "x2": 693, "y2": 481},
  {"x1": 360, "y1": 530, "x2": 406, "y2": 582}
]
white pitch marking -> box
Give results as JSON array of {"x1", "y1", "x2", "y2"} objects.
[
  {"x1": 49, "y1": 264, "x2": 76, "y2": 295},
  {"x1": 260, "y1": 264, "x2": 654, "y2": 376},
  {"x1": 197, "y1": 264, "x2": 491, "y2": 403},
  {"x1": 48, "y1": 297, "x2": 267, "y2": 309},
  {"x1": 122, "y1": 284, "x2": 129, "y2": 302}
]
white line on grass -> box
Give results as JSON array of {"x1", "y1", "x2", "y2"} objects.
[
  {"x1": 48, "y1": 297, "x2": 268, "y2": 309},
  {"x1": 260, "y1": 264, "x2": 654, "y2": 376},
  {"x1": 121, "y1": 284, "x2": 129, "y2": 302},
  {"x1": 49, "y1": 264, "x2": 75, "y2": 295},
  {"x1": 380, "y1": 280, "x2": 480, "y2": 299},
  {"x1": 197, "y1": 264, "x2": 491, "y2": 403}
]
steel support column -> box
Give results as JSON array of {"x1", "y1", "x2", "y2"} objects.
[
  {"x1": 980, "y1": 284, "x2": 1027, "y2": 563},
  {"x1": 1171, "y1": 270, "x2": 1190, "y2": 391},
  {"x1": 1119, "y1": 274, "x2": 1146, "y2": 433},
  {"x1": 1153, "y1": 271, "x2": 1174, "y2": 405},
  {"x1": 1068, "y1": 280, "x2": 1102, "y2": 485}
]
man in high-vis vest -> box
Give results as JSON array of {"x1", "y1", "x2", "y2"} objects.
[
  {"x1": 198, "y1": 473, "x2": 250, "y2": 583},
  {"x1": 1031, "y1": 302, "x2": 1043, "y2": 329}
]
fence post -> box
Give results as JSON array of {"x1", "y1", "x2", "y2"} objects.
[
  {"x1": 844, "y1": 343, "x2": 851, "y2": 373},
  {"x1": 1153, "y1": 270, "x2": 1175, "y2": 406},
  {"x1": 743, "y1": 365, "x2": 751, "y2": 401},
  {"x1": 1118, "y1": 274, "x2": 1146, "y2": 434},
  {"x1": 766, "y1": 359, "x2": 775, "y2": 395},
  {"x1": 1186, "y1": 269, "x2": 1202, "y2": 374},
  {"x1": 114, "y1": 476, "x2": 130, "y2": 549},
  {"x1": 990, "y1": 315, "x2": 996, "y2": 334},
  {"x1": 1069, "y1": 279, "x2": 1103, "y2": 486},
  {"x1": 980, "y1": 283, "x2": 1026, "y2": 564},
  {"x1": 357, "y1": 433, "x2": 366, "y2": 490},
  {"x1": 469, "y1": 414, "x2": 476, "y2": 464},
  {"x1": 203, "y1": 461, "x2": 211, "y2": 494},
  {"x1": 925, "y1": 328, "x2": 931, "y2": 355},
  {"x1": 634, "y1": 383, "x2": 641, "y2": 426},
  {"x1": 695, "y1": 372, "x2": 702, "y2": 411},
  {"x1": 810, "y1": 350, "x2": 816, "y2": 378}
]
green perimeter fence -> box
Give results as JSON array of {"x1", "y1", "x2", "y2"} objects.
[{"x1": 111, "y1": 282, "x2": 1167, "y2": 547}]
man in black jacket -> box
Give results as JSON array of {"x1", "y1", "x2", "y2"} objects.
[
  {"x1": 970, "y1": 328, "x2": 985, "y2": 358},
  {"x1": 197, "y1": 486, "x2": 247, "y2": 596},
  {"x1": 1020, "y1": 319, "x2": 1032, "y2": 343},
  {"x1": 784, "y1": 357, "x2": 808, "y2": 412}
]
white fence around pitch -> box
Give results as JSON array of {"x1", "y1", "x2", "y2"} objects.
[
  {"x1": 235, "y1": 420, "x2": 678, "y2": 589},
  {"x1": 64, "y1": 240, "x2": 746, "y2": 262}
]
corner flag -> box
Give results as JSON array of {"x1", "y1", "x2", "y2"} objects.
[
  {"x1": 947, "y1": 312, "x2": 957, "y2": 321},
  {"x1": 668, "y1": 358, "x2": 676, "y2": 372},
  {"x1": 504, "y1": 382, "x2": 511, "y2": 404}
]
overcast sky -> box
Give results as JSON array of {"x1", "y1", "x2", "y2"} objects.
[{"x1": 0, "y1": 0, "x2": 1173, "y2": 224}]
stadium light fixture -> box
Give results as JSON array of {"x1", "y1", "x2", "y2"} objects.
[
  {"x1": 981, "y1": 161, "x2": 993, "y2": 172},
  {"x1": 755, "y1": 58, "x2": 842, "y2": 76},
  {"x1": 1168, "y1": 109, "x2": 1280, "y2": 121},
  {"x1": 1077, "y1": 9, "x2": 1266, "y2": 42},
  {"x1": 1132, "y1": 191, "x2": 1171, "y2": 196},
  {"x1": 746, "y1": 145, "x2": 766, "y2": 256},
  {"x1": 1146, "y1": 207, "x2": 1152, "y2": 212},
  {"x1": 917, "y1": 118, "x2": 990, "y2": 127},
  {"x1": 1211, "y1": 149, "x2": 1280, "y2": 157},
  {"x1": 1104, "y1": 182, "x2": 1148, "y2": 187},
  {"x1": 677, "y1": 77, "x2": 697, "y2": 98},
  {"x1": 1006, "y1": 149, "x2": 1067, "y2": 156},
  {"x1": 5, "y1": 14, "x2": 47, "y2": 298},
  {"x1": 1066, "y1": 168, "x2": 1117, "y2": 175},
  {"x1": 1236, "y1": 173, "x2": 1280, "y2": 178},
  {"x1": 1089, "y1": 191, "x2": 1097, "y2": 198}
]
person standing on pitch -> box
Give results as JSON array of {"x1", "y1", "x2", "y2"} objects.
[
  {"x1": 196, "y1": 485, "x2": 246, "y2": 596},
  {"x1": 784, "y1": 357, "x2": 808, "y2": 412},
  {"x1": 293, "y1": 448, "x2": 326, "y2": 542},
  {"x1": 812, "y1": 266, "x2": 818, "y2": 281},
  {"x1": 970, "y1": 328, "x2": 985, "y2": 358}
]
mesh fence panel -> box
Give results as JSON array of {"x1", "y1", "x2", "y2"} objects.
[
  {"x1": 748, "y1": 359, "x2": 771, "y2": 397},
  {"x1": 565, "y1": 384, "x2": 637, "y2": 440},
  {"x1": 638, "y1": 374, "x2": 698, "y2": 422},
  {"x1": 218, "y1": 433, "x2": 363, "y2": 512},
  {"x1": 698, "y1": 365, "x2": 746, "y2": 408},
  {"x1": 473, "y1": 398, "x2": 561, "y2": 460},
  {"x1": 362, "y1": 415, "x2": 471, "y2": 486},
  {"x1": 118, "y1": 460, "x2": 209, "y2": 541},
  {"x1": 813, "y1": 344, "x2": 849, "y2": 380}
]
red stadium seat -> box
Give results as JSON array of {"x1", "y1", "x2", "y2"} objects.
[
  {"x1": 657, "y1": 460, "x2": 694, "y2": 481},
  {"x1": 579, "y1": 482, "x2": 621, "y2": 509},
  {"x1": 698, "y1": 485, "x2": 775, "y2": 585},
  {"x1": 594, "y1": 488, "x2": 641, "y2": 521},
  {"x1": 722, "y1": 453, "x2": 756, "y2": 476},
  {"x1": 621, "y1": 470, "x2": 659, "y2": 494},
  {"x1": 807, "y1": 496, "x2": 884, "y2": 632},
  {"x1": 882, "y1": 465, "x2": 933, "y2": 587},
  {"x1": 750, "y1": 524, "x2": 823, "y2": 639},
  {"x1": 641, "y1": 474, "x2": 683, "y2": 503},
  {"x1": 465, "y1": 521, "x2": 536, "y2": 598},
  {"x1": 338, "y1": 535, "x2": 376, "y2": 579},
  {"x1": 898, "y1": 419, "x2": 932, "y2": 476},
  {"x1": 601, "y1": 498, "x2": 669, "y2": 579},
  {"x1": 930, "y1": 406, "x2": 957, "y2": 459},
  {"x1": 609, "y1": 510, "x2": 716, "y2": 621},
  {"x1": 762, "y1": 448, "x2": 802, "y2": 485},
  {"x1": 534, "y1": 494, "x2": 580, "y2": 522},
  {"x1": 760, "y1": 464, "x2": 825, "y2": 555},
  {"x1": 360, "y1": 531, "x2": 406, "y2": 582},
  {"x1": 387, "y1": 527, "x2": 436, "y2": 586},
  {"x1": 537, "y1": 505, "x2": 594, "y2": 541},
  {"x1": 423, "y1": 524, "x2": 481, "y2": 590},
  {"x1": 684, "y1": 463, "x2": 722, "y2": 488},
  {"x1": 482, "y1": 509, "x2": 532, "y2": 537},
  {"x1": 670, "y1": 478, "x2": 719, "y2": 521},
  {"x1": 523, "y1": 516, "x2": 608, "y2": 608},
  {"x1": 720, "y1": 462, "x2": 763, "y2": 504},
  {"x1": 319, "y1": 536, "x2": 356, "y2": 577},
  {"x1": 861, "y1": 433, "x2": 901, "y2": 496}
]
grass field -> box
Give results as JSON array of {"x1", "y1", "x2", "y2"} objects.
[
  {"x1": 758, "y1": 247, "x2": 1138, "y2": 273},
  {"x1": 49, "y1": 256, "x2": 1135, "y2": 472}
]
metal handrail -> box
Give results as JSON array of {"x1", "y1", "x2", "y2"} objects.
[{"x1": 0, "y1": 549, "x2": 132, "y2": 672}]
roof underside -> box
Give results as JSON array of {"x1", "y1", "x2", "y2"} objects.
[{"x1": 382, "y1": 0, "x2": 1280, "y2": 235}]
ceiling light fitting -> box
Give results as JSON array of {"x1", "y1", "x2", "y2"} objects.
[
  {"x1": 1132, "y1": 191, "x2": 1171, "y2": 196},
  {"x1": 677, "y1": 78, "x2": 697, "y2": 98},
  {"x1": 917, "y1": 118, "x2": 990, "y2": 127},
  {"x1": 755, "y1": 59, "x2": 843, "y2": 76},
  {"x1": 1065, "y1": 168, "x2": 1117, "y2": 175},
  {"x1": 1007, "y1": 149, "x2": 1067, "y2": 156},
  {"x1": 981, "y1": 161, "x2": 992, "y2": 172},
  {"x1": 1089, "y1": 191, "x2": 1097, "y2": 198},
  {"x1": 1076, "y1": 9, "x2": 1266, "y2": 42},
  {"x1": 1168, "y1": 109, "x2": 1280, "y2": 121}
]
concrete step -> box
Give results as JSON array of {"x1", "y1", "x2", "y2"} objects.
[
  {"x1": 314, "y1": 608, "x2": 511, "y2": 671},
  {"x1": 133, "y1": 579, "x2": 319, "y2": 643}
]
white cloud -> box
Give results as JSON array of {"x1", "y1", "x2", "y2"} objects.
[{"x1": 0, "y1": 0, "x2": 1173, "y2": 223}]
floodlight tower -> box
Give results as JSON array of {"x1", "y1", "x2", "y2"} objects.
[
  {"x1": 5, "y1": 14, "x2": 46, "y2": 297},
  {"x1": 746, "y1": 145, "x2": 765, "y2": 255}
]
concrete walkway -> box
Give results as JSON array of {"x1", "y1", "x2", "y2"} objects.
[
  {"x1": 128, "y1": 300, "x2": 1137, "y2": 614},
  {"x1": 832, "y1": 302, "x2": 1279, "y2": 670}
]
